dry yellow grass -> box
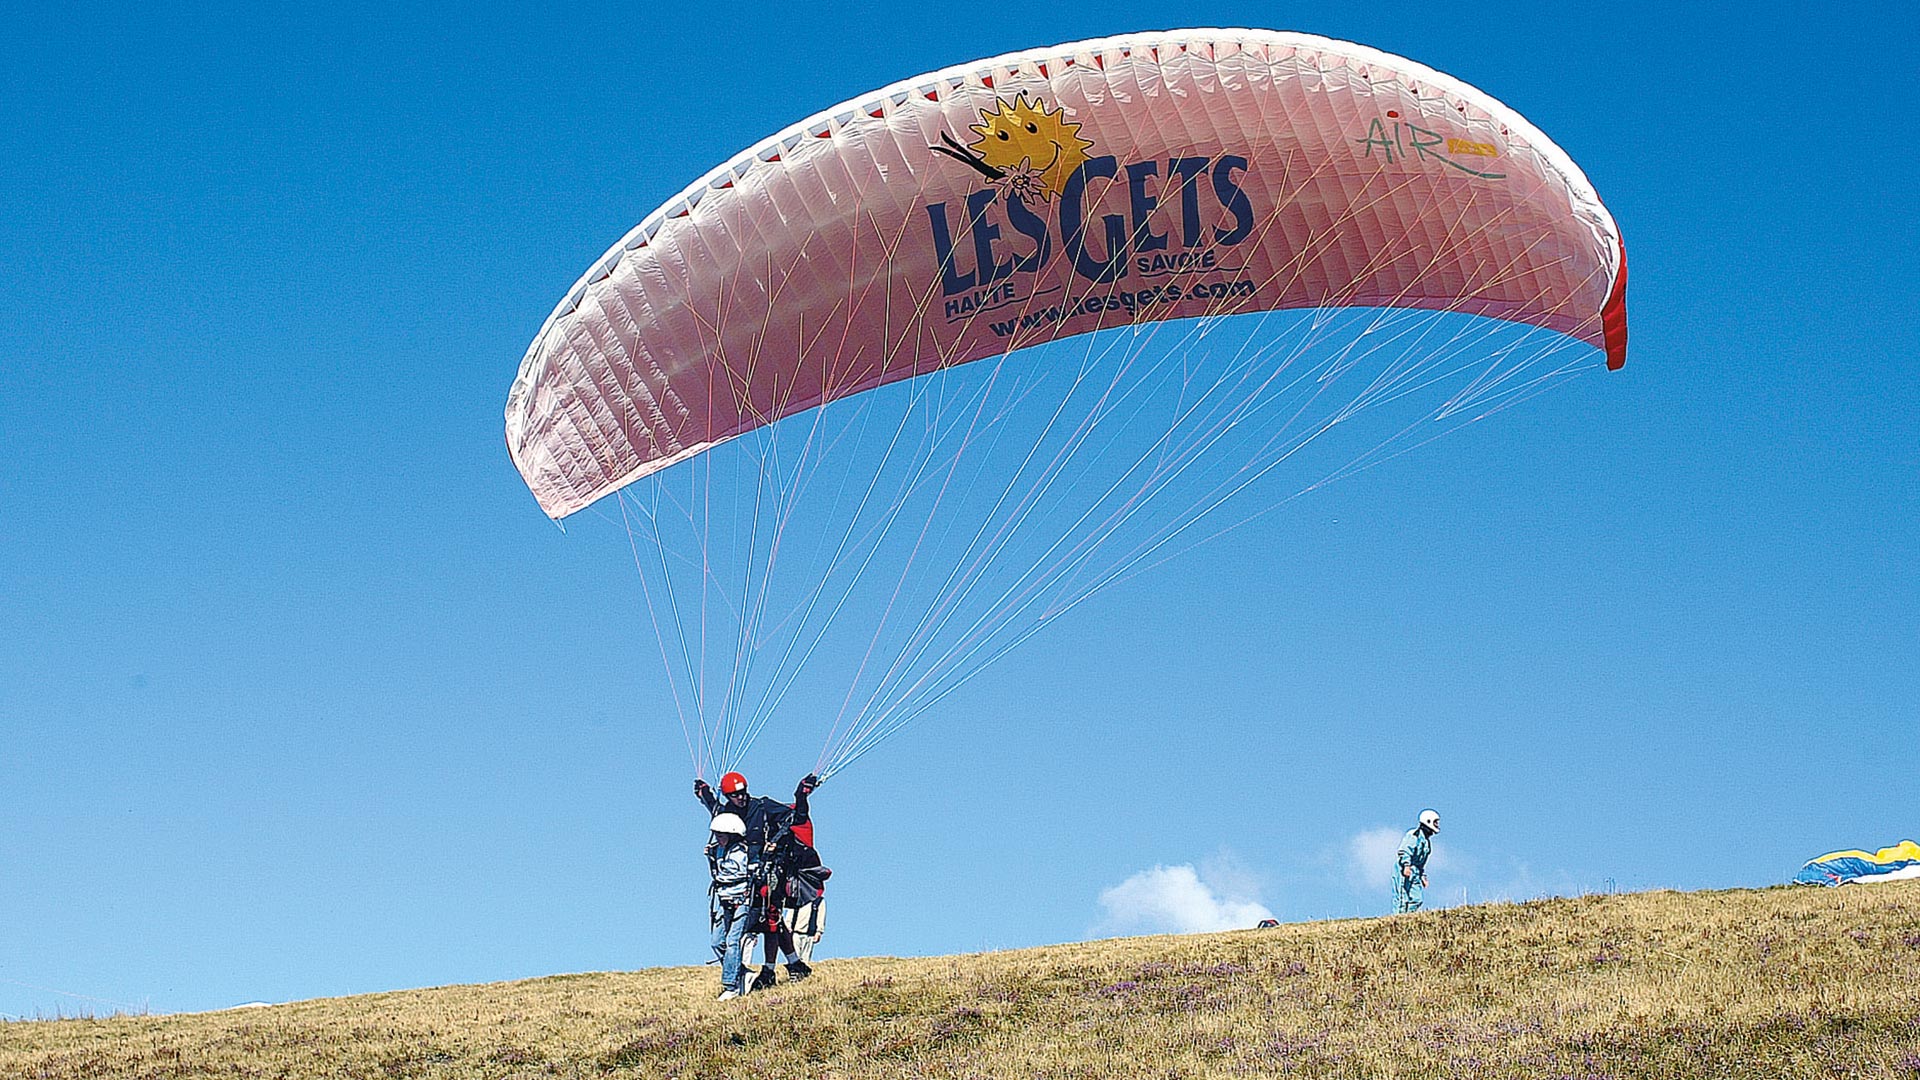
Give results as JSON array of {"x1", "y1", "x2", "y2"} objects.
[{"x1": 6, "y1": 884, "x2": 1919, "y2": 1078}]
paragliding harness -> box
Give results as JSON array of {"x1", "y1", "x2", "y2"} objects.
[
  {"x1": 756, "y1": 822, "x2": 830, "y2": 935},
  {"x1": 782, "y1": 843, "x2": 830, "y2": 939},
  {"x1": 705, "y1": 835, "x2": 754, "y2": 930},
  {"x1": 713, "y1": 820, "x2": 828, "y2": 944},
  {"x1": 704, "y1": 804, "x2": 787, "y2": 926},
  {"x1": 749, "y1": 829, "x2": 786, "y2": 938}
]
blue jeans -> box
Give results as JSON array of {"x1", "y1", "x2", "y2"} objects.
[{"x1": 711, "y1": 902, "x2": 753, "y2": 991}]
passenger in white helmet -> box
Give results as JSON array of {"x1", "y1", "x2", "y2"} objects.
[
  {"x1": 706, "y1": 813, "x2": 754, "y2": 1000},
  {"x1": 1394, "y1": 809, "x2": 1440, "y2": 914}
]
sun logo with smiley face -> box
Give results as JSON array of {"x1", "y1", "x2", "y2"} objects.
[{"x1": 933, "y1": 93, "x2": 1095, "y2": 204}]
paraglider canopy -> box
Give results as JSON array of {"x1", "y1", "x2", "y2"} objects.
[
  {"x1": 506, "y1": 29, "x2": 1627, "y2": 783},
  {"x1": 1793, "y1": 841, "x2": 1920, "y2": 887},
  {"x1": 506, "y1": 28, "x2": 1625, "y2": 521}
]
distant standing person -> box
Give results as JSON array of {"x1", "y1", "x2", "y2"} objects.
[{"x1": 1394, "y1": 809, "x2": 1440, "y2": 913}]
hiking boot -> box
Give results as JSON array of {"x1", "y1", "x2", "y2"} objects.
[
  {"x1": 785, "y1": 961, "x2": 813, "y2": 981},
  {"x1": 716, "y1": 989, "x2": 741, "y2": 1001},
  {"x1": 750, "y1": 967, "x2": 778, "y2": 991}
]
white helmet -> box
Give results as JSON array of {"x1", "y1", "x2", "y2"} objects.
[
  {"x1": 1418, "y1": 809, "x2": 1441, "y2": 833},
  {"x1": 709, "y1": 813, "x2": 747, "y2": 837}
]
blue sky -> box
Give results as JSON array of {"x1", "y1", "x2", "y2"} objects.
[{"x1": 3, "y1": 1, "x2": 1915, "y2": 1017}]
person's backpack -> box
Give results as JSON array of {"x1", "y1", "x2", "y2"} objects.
[{"x1": 787, "y1": 863, "x2": 831, "y2": 906}]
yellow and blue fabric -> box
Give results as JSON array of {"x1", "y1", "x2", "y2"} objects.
[{"x1": 1792, "y1": 840, "x2": 1920, "y2": 887}]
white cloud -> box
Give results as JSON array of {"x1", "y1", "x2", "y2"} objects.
[
  {"x1": 1196, "y1": 850, "x2": 1265, "y2": 906},
  {"x1": 1095, "y1": 862, "x2": 1274, "y2": 935},
  {"x1": 1347, "y1": 826, "x2": 1407, "y2": 892}
]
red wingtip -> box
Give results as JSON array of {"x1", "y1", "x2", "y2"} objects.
[{"x1": 1602, "y1": 241, "x2": 1628, "y2": 370}]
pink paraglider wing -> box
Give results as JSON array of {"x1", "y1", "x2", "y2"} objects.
[{"x1": 506, "y1": 29, "x2": 1626, "y2": 519}]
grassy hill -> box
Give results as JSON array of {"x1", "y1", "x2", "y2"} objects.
[{"x1": 7, "y1": 884, "x2": 1919, "y2": 1079}]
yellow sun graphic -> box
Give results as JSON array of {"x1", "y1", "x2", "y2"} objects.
[{"x1": 966, "y1": 94, "x2": 1094, "y2": 203}]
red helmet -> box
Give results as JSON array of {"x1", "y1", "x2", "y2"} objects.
[{"x1": 719, "y1": 772, "x2": 748, "y2": 795}]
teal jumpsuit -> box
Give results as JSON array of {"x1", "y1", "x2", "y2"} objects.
[{"x1": 1394, "y1": 826, "x2": 1430, "y2": 913}]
